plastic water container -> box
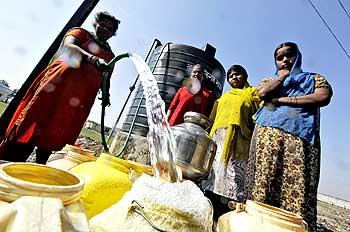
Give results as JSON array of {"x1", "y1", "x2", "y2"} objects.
[
  {"x1": 0, "y1": 162, "x2": 84, "y2": 205},
  {"x1": 70, "y1": 153, "x2": 152, "y2": 218},
  {"x1": 0, "y1": 162, "x2": 89, "y2": 232},
  {"x1": 0, "y1": 196, "x2": 91, "y2": 232},
  {"x1": 46, "y1": 145, "x2": 96, "y2": 171},
  {"x1": 217, "y1": 200, "x2": 308, "y2": 232}
]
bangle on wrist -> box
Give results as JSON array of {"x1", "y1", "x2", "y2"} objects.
[
  {"x1": 88, "y1": 55, "x2": 98, "y2": 64},
  {"x1": 288, "y1": 96, "x2": 298, "y2": 104},
  {"x1": 87, "y1": 55, "x2": 93, "y2": 63}
]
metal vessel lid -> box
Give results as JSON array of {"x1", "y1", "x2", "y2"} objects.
[
  {"x1": 172, "y1": 122, "x2": 211, "y2": 142},
  {"x1": 183, "y1": 112, "x2": 212, "y2": 129}
]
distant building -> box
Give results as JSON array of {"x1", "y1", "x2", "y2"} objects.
[
  {"x1": 317, "y1": 193, "x2": 350, "y2": 209},
  {"x1": 84, "y1": 120, "x2": 111, "y2": 135},
  {"x1": 0, "y1": 80, "x2": 12, "y2": 102},
  {"x1": 85, "y1": 120, "x2": 99, "y2": 131},
  {"x1": 5, "y1": 89, "x2": 18, "y2": 103}
]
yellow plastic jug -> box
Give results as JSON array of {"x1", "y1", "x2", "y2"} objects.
[
  {"x1": 70, "y1": 153, "x2": 152, "y2": 218},
  {"x1": 217, "y1": 200, "x2": 308, "y2": 232},
  {"x1": 46, "y1": 145, "x2": 96, "y2": 171}
]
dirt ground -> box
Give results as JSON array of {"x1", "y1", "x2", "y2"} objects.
[{"x1": 317, "y1": 201, "x2": 350, "y2": 232}]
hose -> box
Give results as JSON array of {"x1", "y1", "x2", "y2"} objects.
[{"x1": 100, "y1": 53, "x2": 131, "y2": 152}]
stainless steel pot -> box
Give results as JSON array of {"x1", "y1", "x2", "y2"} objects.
[{"x1": 171, "y1": 112, "x2": 217, "y2": 181}]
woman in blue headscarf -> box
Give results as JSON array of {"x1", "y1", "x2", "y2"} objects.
[{"x1": 244, "y1": 42, "x2": 332, "y2": 231}]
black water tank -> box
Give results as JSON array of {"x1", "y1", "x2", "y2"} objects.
[{"x1": 121, "y1": 43, "x2": 226, "y2": 136}]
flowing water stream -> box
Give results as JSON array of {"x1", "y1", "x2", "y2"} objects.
[{"x1": 128, "y1": 53, "x2": 181, "y2": 182}]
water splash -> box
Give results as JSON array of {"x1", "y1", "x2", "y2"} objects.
[
  {"x1": 58, "y1": 48, "x2": 82, "y2": 68},
  {"x1": 88, "y1": 42, "x2": 100, "y2": 54},
  {"x1": 128, "y1": 53, "x2": 180, "y2": 182}
]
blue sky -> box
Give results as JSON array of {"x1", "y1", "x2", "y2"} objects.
[{"x1": 0, "y1": 0, "x2": 349, "y2": 200}]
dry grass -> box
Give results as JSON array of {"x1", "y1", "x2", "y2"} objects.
[
  {"x1": 79, "y1": 127, "x2": 102, "y2": 142},
  {"x1": 0, "y1": 102, "x2": 8, "y2": 116}
]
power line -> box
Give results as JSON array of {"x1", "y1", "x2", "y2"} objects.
[
  {"x1": 337, "y1": 0, "x2": 350, "y2": 22},
  {"x1": 306, "y1": 0, "x2": 350, "y2": 61}
]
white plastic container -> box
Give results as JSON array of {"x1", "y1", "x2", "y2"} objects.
[
  {"x1": 46, "y1": 145, "x2": 96, "y2": 171},
  {"x1": 217, "y1": 200, "x2": 307, "y2": 232},
  {"x1": 0, "y1": 196, "x2": 91, "y2": 232},
  {"x1": 0, "y1": 162, "x2": 90, "y2": 231}
]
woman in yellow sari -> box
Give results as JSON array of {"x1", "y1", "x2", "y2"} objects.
[{"x1": 202, "y1": 65, "x2": 260, "y2": 220}]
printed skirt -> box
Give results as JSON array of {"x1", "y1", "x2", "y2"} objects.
[{"x1": 245, "y1": 125, "x2": 320, "y2": 232}]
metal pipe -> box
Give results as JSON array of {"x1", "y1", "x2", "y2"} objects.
[{"x1": 0, "y1": 0, "x2": 100, "y2": 136}]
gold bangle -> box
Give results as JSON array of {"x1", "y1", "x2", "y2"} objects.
[
  {"x1": 288, "y1": 96, "x2": 292, "y2": 104},
  {"x1": 294, "y1": 96, "x2": 298, "y2": 104}
]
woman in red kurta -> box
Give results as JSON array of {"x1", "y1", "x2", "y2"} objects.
[
  {"x1": 0, "y1": 12, "x2": 119, "y2": 163},
  {"x1": 167, "y1": 64, "x2": 212, "y2": 126}
]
